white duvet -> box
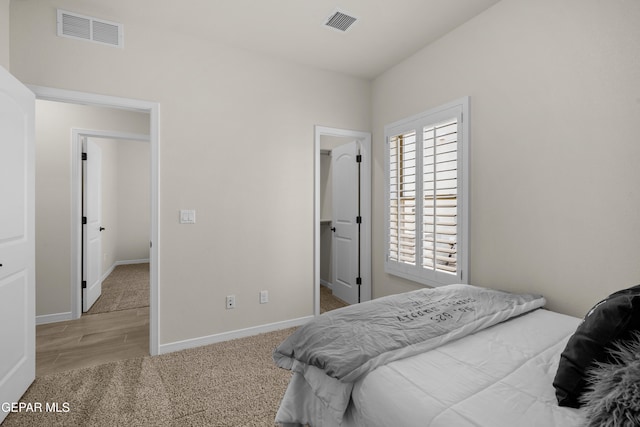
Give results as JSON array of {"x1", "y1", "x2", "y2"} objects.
[
  {"x1": 277, "y1": 309, "x2": 585, "y2": 426},
  {"x1": 275, "y1": 285, "x2": 547, "y2": 426},
  {"x1": 343, "y1": 309, "x2": 584, "y2": 427}
]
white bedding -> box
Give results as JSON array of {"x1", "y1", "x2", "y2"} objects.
[
  {"x1": 343, "y1": 309, "x2": 584, "y2": 427},
  {"x1": 275, "y1": 285, "x2": 547, "y2": 426}
]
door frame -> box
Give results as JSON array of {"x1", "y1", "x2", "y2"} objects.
[
  {"x1": 28, "y1": 85, "x2": 161, "y2": 356},
  {"x1": 74, "y1": 129, "x2": 150, "y2": 314},
  {"x1": 314, "y1": 126, "x2": 371, "y2": 315}
]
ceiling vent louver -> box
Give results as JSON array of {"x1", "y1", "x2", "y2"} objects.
[
  {"x1": 57, "y1": 10, "x2": 123, "y2": 48},
  {"x1": 324, "y1": 9, "x2": 358, "y2": 32}
]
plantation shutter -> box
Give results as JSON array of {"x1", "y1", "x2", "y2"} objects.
[
  {"x1": 385, "y1": 98, "x2": 469, "y2": 287},
  {"x1": 422, "y1": 119, "x2": 458, "y2": 274},
  {"x1": 389, "y1": 131, "x2": 417, "y2": 265}
]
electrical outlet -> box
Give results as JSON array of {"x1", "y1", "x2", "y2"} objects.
[
  {"x1": 260, "y1": 290, "x2": 268, "y2": 304},
  {"x1": 226, "y1": 295, "x2": 236, "y2": 309}
]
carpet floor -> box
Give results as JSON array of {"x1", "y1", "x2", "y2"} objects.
[
  {"x1": 86, "y1": 263, "x2": 150, "y2": 315},
  {"x1": 5, "y1": 283, "x2": 349, "y2": 426},
  {"x1": 4, "y1": 327, "x2": 296, "y2": 427},
  {"x1": 320, "y1": 285, "x2": 348, "y2": 313}
]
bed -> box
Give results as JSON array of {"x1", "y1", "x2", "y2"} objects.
[{"x1": 273, "y1": 283, "x2": 640, "y2": 427}]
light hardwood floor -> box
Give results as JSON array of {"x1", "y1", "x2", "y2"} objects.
[{"x1": 36, "y1": 307, "x2": 149, "y2": 377}]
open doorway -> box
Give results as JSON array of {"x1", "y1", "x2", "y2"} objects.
[
  {"x1": 314, "y1": 126, "x2": 371, "y2": 316},
  {"x1": 78, "y1": 131, "x2": 151, "y2": 316},
  {"x1": 30, "y1": 86, "x2": 160, "y2": 365}
]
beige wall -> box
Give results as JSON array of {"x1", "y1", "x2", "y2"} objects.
[
  {"x1": 94, "y1": 138, "x2": 150, "y2": 274},
  {"x1": 0, "y1": 0, "x2": 8, "y2": 70},
  {"x1": 114, "y1": 140, "x2": 150, "y2": 262},
  {"x1": 12, "y1": 1, "x2": 371, "y2": 344},
  {"x1": 372, "y1": 0, "x2": 640, "y2": 317},
  {"x1": 34, "y1": 100, "x2": 149, "y2": 316},
  {"x1": 20, "y1": 0, "x2": 632, "y2": 341}
]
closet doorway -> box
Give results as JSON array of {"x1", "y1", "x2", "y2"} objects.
[{"x1": 314, "y1": 126, "x2": 371, "y2": 315}]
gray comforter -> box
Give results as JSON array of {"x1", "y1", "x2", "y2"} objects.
[{"x1": 273, "y1": 284, "x2": 546, "y2": 425}]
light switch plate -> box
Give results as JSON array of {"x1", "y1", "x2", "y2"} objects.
[
  {"x1": 179, "y1": 209, "x2": 196, "y2": 224},
  {"x1": 260, "y1": 290, "x2": 268, "y2": 304}
]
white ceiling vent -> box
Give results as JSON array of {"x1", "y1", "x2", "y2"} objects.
[
  {"x1": 57, "y1": 9, "x2": 123, "y2": 48},
  {"x1": 324, "y1": 9, "x2": 358, "y2": 32}
]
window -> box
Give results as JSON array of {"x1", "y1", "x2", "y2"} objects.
[{"x1": 385, "y1": 97, "x2": 469, "y2": 287}]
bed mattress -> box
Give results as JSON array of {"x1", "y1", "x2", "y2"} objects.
[{"x1": 344, "y1": 309, "x2": 584, "y2": 427}]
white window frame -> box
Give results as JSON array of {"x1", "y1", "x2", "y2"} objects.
[{"x1": 384, "y1": 97, "x2": 470, "y2": 287}]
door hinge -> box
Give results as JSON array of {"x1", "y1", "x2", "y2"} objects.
[
  {"x1": 82, "y1": 152, "x2": 87, "y2": 160},
  {"x1": 356, "y1": 154, "x2": 362, "y2": 163},
  {"x1": 82, "y1": 281, "x2": 87, "y2": 289},
  {"x1": 82, "y1": 216, "x2": 87, "y2": 225},
  {"x1": 356, "y1": 277, "x2": 362, "y2": 285},
  {"x1": 356, "y1": 216, "x2": 362, "y2": 224}
]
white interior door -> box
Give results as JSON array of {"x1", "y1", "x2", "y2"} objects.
[
  {"x1": 331, "y1": 141, "x2": 360, "y2": 305},
  {"x1": 0, "y1": 67, "x2": 35, "y2": 423},
  {"x1": 82, "y1": 139, "x2": 103, "y2": 312}
]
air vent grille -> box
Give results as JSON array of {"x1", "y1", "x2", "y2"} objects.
[
  {"x1": 57, "y1": 10, "x2": 123, "y2": 48},
  {"x1": 92, "y1": 21, "x2": 120, "y2": 46},
  {"x1": 61, "y1": 13, "x2": 91, "y2": 40},
  {"x1": 325, "y1": 10, "x2": 358, "y2": 32}
]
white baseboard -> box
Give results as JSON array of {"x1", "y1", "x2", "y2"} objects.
[
  {"x1": 158, "y1": 315, "x2": 314, "y2": 355},
  {"x1": 101, "y1": 264, "x2": 117, "y2": 283},
  {"x1": 320, "y1": 279, "x2": 333, "y2": 288},
  {"x1": 115, "y1": 259, "x2": 150, "y2": 266},
  {"x1": 36, "y1": 312, "x2": 72, "y2": 325}
]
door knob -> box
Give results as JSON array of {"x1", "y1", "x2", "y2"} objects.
[
  {"x1": 330, "y1": 227, "x2": 336, "y2": 232},
  {"x1": 99, "y1": 227, "x2": 106, "y2": 231}
]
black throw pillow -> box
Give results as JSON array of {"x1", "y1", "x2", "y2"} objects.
[{"x1": 553, "y1": 284, "x2": 640, "y2": 408}]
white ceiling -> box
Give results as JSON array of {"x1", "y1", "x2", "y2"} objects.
[{"x1": 82, "y1": 0, "x2": 502, "y2": 79}]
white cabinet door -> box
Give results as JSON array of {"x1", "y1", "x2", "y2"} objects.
[
  {"x1": 331, "y1": 141, "x2": 360, "y2": 305},
  {"x1": 0, "y1": 66, "x2": 35, "y2": 423}
]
